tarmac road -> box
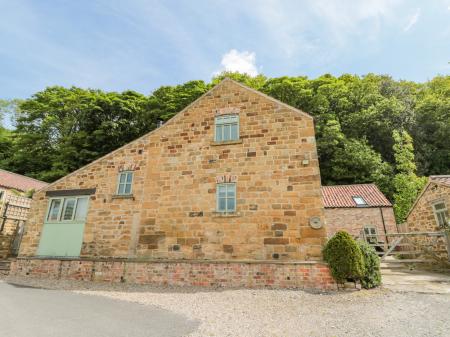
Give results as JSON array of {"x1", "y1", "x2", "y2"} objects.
[{"x1": 0, "y1": 281, "x2": 198, "y2": 337}]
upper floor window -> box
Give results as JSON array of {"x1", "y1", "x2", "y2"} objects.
[
  {"x1": 117, "y1": 171, "x2": 133, "y2": 195},
  {"x1": 46, "y1": 196, "x2": 89, "y2": 223},
  {"x1": 215, "y1": 114, "x2": 239, "y2": 142},
  {"x1": 432, "y1": 202, "x2": 448, "y2": 228},
  {"x1": 216, "y1": 183, "x2": 236, "y2": 213},
  {"x1": 352, "y1": 196, "x2": 367, "y2": 207}
]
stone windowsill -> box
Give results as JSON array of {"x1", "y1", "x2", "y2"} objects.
[
  {"x1": 210, "y1": 139, "x2": 243, "y2": 146},
  {"x1": 212, "y1": 211, "x2": 242, "y2": 218},
  {"x1": 111, "y1": 194, "x2": 135, "y2": 200}
]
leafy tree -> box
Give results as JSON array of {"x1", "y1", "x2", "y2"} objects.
[
  {"x1": 392, "y1": 130, "x2": 427, "y2": 223},
  {"x1": 1, "y1": 72, "x2": 448, "y2": 217}
]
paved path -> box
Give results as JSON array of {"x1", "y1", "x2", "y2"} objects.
[
  {"x1": 382, "y1": 268, "x2": 450, "y2": 294},
  {"x1": 0, "y1": 281, "x2": 198, "y2": 337}
]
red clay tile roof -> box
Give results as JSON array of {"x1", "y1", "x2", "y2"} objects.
[
  {"x1": 321, "y1": 184, "x2": 392, "y2": 208},
  {"x1": 430, "y1": 175, "x2": 450, "y2": 187},
  {"x1": 0, "y1": 169, "x2": 48, "y2": 192}
]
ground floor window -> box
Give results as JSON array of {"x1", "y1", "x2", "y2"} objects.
[
  {"x1": 46, "y1": 196, "x2": 89, "y2": 223},
  {"x1": 363, "y1": 226, "x2": 378, "y2": 244}
]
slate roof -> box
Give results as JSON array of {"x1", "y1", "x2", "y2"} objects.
[
  {"x1": 321, "y1": 184, "x2": 392, "y2": 208},
  {"x1": 430, "y1": 175, "x2": 450, "y2": 187},
  {"x1": 0, "y1": 169, "x2": 48, "y2": 192}
]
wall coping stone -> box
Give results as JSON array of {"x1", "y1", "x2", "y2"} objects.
[{"x1": 17, "y1": 256, "x2": 325, "y2": 265}]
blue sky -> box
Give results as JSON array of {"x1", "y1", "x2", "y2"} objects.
[{"x1": 1, "y1": 0, "x2": 449, "y2": 101}]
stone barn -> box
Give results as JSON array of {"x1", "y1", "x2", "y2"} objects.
[
  {"x1": 11, "y1": 78, "x2": 335, "y2": 290},
  {"x1": 322, "y1": 184, "x2": 397, "y2": 241}
]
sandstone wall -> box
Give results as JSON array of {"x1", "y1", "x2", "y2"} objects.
[
  {"x1": 406, "y1": 183, "x2": 449, "y2": 258},
  {"x1": 19, "y1": 79, "x2": 326, "y2": 261}
]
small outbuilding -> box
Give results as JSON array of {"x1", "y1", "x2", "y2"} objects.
[{"x1": 322, "y1": 184, "x2": 397, "y2": 241}]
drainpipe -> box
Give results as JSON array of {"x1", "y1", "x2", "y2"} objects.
[{"x1": 379, "y1": 207, "x2": 389, "y2": 245}]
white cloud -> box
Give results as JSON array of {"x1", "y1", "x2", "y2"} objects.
[
  {"x1": 403, "y1": 8, "x2": 421, "y2": 31},
  {"x1": 215, "y1": 49, "x2": 259, "y2": 76}
]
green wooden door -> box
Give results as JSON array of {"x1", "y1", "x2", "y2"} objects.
[
  {"x1": 37, "y1": 196, "x2": 89, "y2": 257},
  {"x1": 37, "y1": 222, "x2": 85, "y2": 257}
]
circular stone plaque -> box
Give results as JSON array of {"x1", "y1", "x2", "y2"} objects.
[{"x1": 309, "y1": 216, "x2": 322, "y2": 229}]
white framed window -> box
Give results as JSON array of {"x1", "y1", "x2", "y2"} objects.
[
  {"x1": 363, "y1": 226, "x2": 378, "y2": 244},
  {"x1": 215, "y1": 114, "x2": 239, "y2": 142},
  {"x1": 62, "y1": 198, "x2": 77, "y2": 221},
  {"x1": 216, "y1": 183, "x2": 236, "y2": 213},
  {"x1": 117, "y1": 171, "x2": 133, "y2": 195},
  {"x1": 432, "y1": 202, "x2": 448, "y2": 229},
  {"x1": 46, "y1": 196, "x2": 89, "y2": 223},
  {"x1": 47, "y1": 199, "x2": 63, "y2": 222},
  {"x1": 352, "y1": 196, "x2": 367, "y2": 206}
]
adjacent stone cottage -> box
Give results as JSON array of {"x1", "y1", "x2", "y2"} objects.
[
  {"x1": 405, "y1": 176, "x2": 449, "y2": 258},
  {"x1": 322, "y1": 184, "x2": 397, "y2": 242},
  {"x1": 12, "y1": 79, "x2": 334, "y2": 290}
]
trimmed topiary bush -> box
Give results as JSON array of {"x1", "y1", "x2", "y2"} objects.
[
  {"x1": 358, "y1": 241, "x2": 382, "y2": 289},
  {"x1": 323, "y1": 231, "x2": 365, "y2": 284}
]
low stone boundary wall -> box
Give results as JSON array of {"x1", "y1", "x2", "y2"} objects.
[{"x1": 10, "y1": 258, "x2": 336, "y2": 291}]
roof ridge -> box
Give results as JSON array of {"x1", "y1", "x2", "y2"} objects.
[
  {"x1": 0, "y1": 168, "x2": 48, "y2": 184},
  {"x1": 322, "y1": 183, "x2": 376, "y2": 188}
]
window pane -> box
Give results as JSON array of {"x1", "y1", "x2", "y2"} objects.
[
  {"x1": 437, "y1": 212, "x2": 447, "y2": 227},
  {"x1": 218, "y1": 185, "x2": 227, "y2": 197},
  {"x1": 47, "y1": 199, "x2": 62, "y2": 221},
  {"x1": 119, "y1": 173, "x2": 126, "y2": 183},
  {"x1": 218, "y1": 197, "x2": 226, "y2": 212},
  {"x1": 75, "y1": 197, "x2": 88, "y2": 221},
  {"x1": 434, "y1": 203, "x2": 446, "y2": 211},
  {"x1": 227, "y1": 184, "x2": 236, "y2": 197},
  {"x1": 62, "y1": 198, "x2": 76, "y2": 220},
  {"x1": 215, "y1": 125, "x2": 222, "y2": 141},
  {"x1": 223, "y1": 124, "x2": 231, "y2": 141},
  {"x1": 227, "y1": 197, "x2": 236, "y2": 212},
  {"x1": 118, "y1": 183, "x2": 125, "y2": 195},
  {"x1": 230, "y1": 124, "x2": 238, "y2": 140},
  {"x1": 126, "y1": 172, "x2": 133, "y2": 183},
  {"x1": 124, "y1": 183, "x2": 132, "y2": 194}
]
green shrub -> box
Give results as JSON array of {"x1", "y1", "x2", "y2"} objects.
[
  {"x1": 358, "y1": 241, "x2": 382, "y2": 289},
  {"x1": 323, "y1": 231, "x2": 365, "y2": 284}
]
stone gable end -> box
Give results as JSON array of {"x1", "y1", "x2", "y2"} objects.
[{"x1": 19, "y1": 79, "x2": 326, "y2": 261}]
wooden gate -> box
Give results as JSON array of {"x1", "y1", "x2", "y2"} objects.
[{"x1": 361, "y1": 230, "x2": 450, "y2": 262}]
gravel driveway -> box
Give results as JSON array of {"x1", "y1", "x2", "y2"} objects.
[{"x1": 3, "y1": 276, "x2": 449, "y2": 337}]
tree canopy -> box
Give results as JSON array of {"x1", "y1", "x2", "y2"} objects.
[{"x1": 1, "y1": 72, "x2": 449, "y2": 220}]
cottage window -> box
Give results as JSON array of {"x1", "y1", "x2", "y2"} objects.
[
  {"x1": 363, "y1": 226, "x2": 378, "y2": 244},
  {"x1": 46, "y1": 196, "x2": 89, "y2": 223},
  {"x1": 117, "y1": 171, "x2": 133, "y2": 195},
  {"x1": 432, "y1": 202, "x2": 448, "y2": 229},
  {"x1": 216, "y1": 183, "x2": 236, "y2": 213},
  {"x1": 62, "y1": 198, "x2": 77, "y2": 221},
  {"x1": 215, "y1": 114, "x2": 239, "y2": 142},
  {"x1": 47, "y1": 199, "x2": 62, "y2": 221},
  {"x1": 352, "y1": 196, "x2": 367, "y2": 206}
]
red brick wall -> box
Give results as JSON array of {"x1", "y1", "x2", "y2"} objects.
[
  {"x1": 10, "y1": 258, "x2": 336, "y2": 291},
  {"x1": 324, "y1": 207, "x2": 397, "y2": 239}
]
